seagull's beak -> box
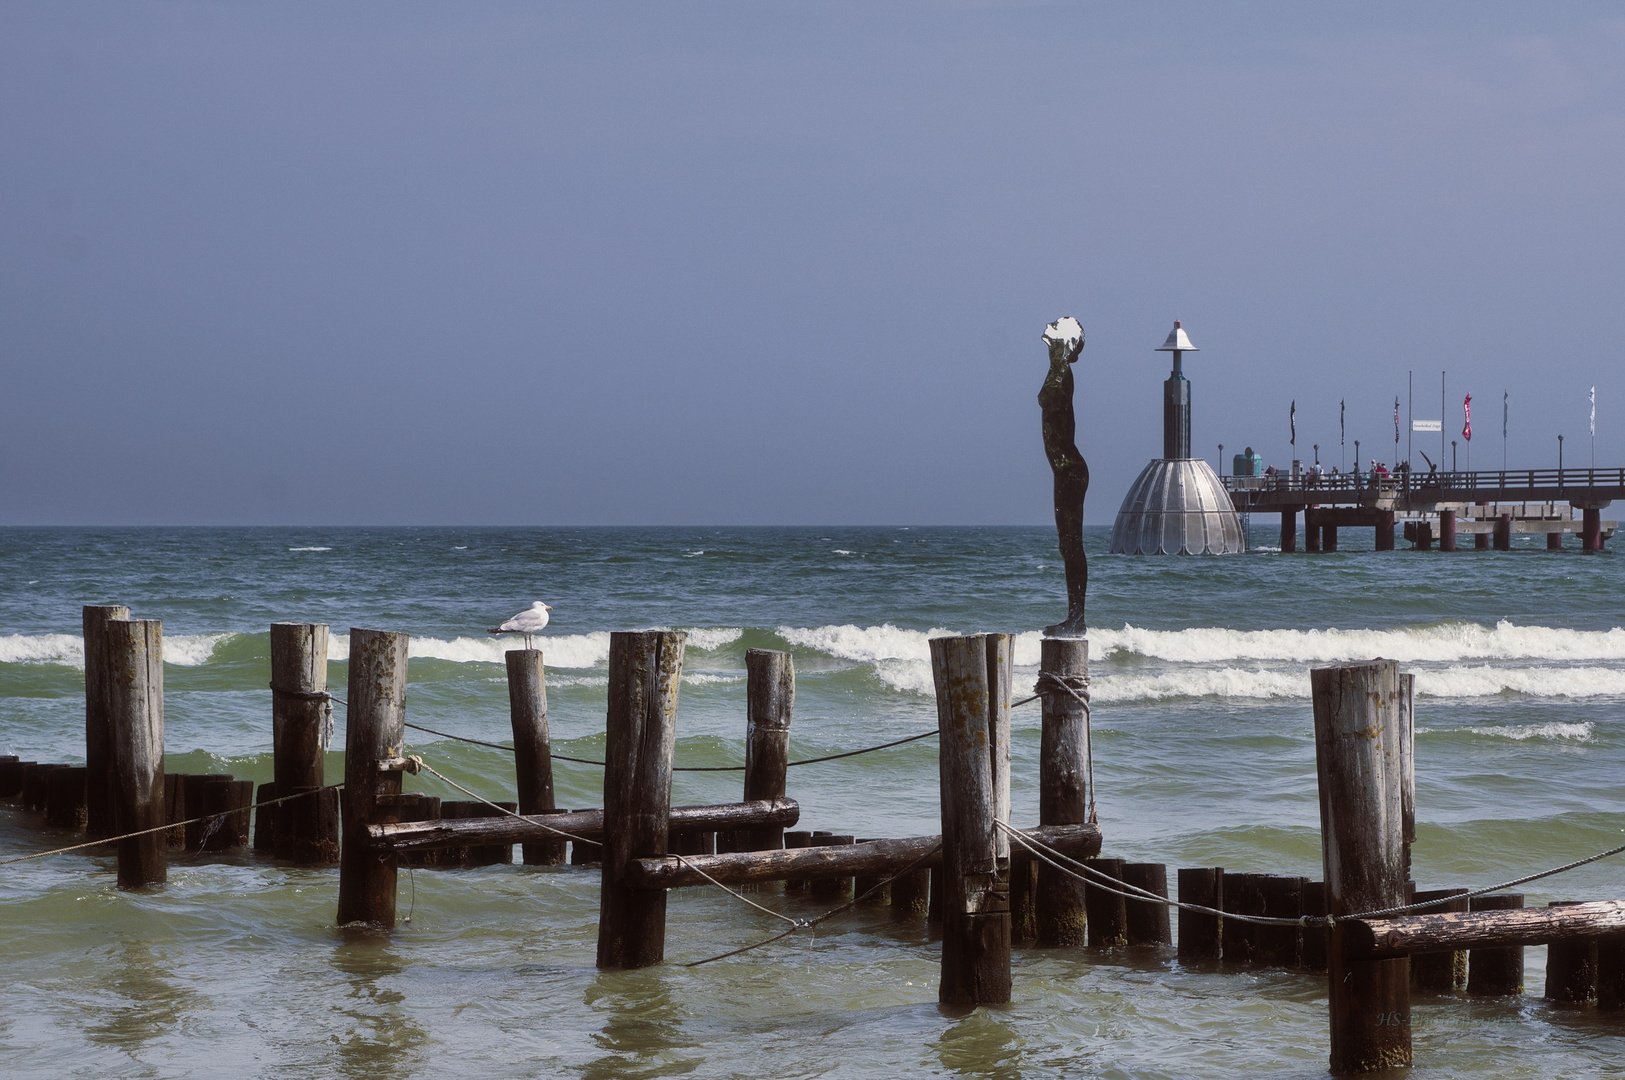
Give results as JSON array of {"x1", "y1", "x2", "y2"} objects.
[{"x1": 544, "y1": 604, "x2": 552, "y2": 610}]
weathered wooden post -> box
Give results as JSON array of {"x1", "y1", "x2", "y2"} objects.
[
  {"x1": 83, "y1": 604, "x2": 131, "y2": 839},
  {"x1": 1312, "y1": 658, "x2": 1410, "y2": 1074},
  {"x1": 597, "y1": 630, "x2": 685, "y2": 970},
  {"x1": 271, "y1": 623, "x2": 339, "y2": 864},
  {"x1": 337, "y1": 628, "x2": 409, "y2": 929},
  {"x1": 1398, "y1": 672, "x2": 1416, "y2": 880},
  {"x1": 506, "y1": 649, "x2": 564, "y2": 866},
  {"x1": 1177, "y1": 867, "x2": 1223, "y2": 961},
  {"x1": 1123, "y1": 863, "x2": 1171, "y2": 946},
  {"x1": 1467, "y1": 893, "x2": 1524, "y2": 995},
  {"x1": 930, "y1": 632, "x2": 1012, "y2": 1006},
  {"x1": 738, "y1": 648, "x2": 793, "y2": 856},
  {"x1": 106, "y1": 618, "x2": 166, "y2": 888},
  {"x1": 1410, "y1": 888, "x2": 1468, "y2": 991},
  {"x1": 1546, "y1": 901, "x2": 1598, "y2": 1003},
  {"x1": 1036, "y1": 637, "x2": 1089, "y2": 947}
]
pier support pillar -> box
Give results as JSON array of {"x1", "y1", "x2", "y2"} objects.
[
  {"x1": 1323, "y1": 524, "x2": 1338, "y2": 552},
  {"x1": 1414, "y1": 522, "x2": 1433, "y2": 551},
  {"x1": 1375, "y1": 512, "x2": 1395, "y2": 551},
  {"x1": 1305, "y1": 512, "x2": 1322, "y2": 553},
  {"x1": 1313, "y1": 660, "x2": 1411, "y2": 1074},
  {"x1": 1583, "y1": 507, "x2": 1602, "y2": 552},
  {"x1": 1548, "y1": 532, "x2": 1563, "y2": 550},
  {"x1": 1280, "y1": 510, "x2": 1298, "y2": 554},
  {"x1": 1478, "y1": 532, "x2": 1491, "y2": 550},
  {"x1": 1438, "y1": 511, "x2": 1456, "y2": 552},
  {"x1": 1494, "y1": 514, "x2": 1513, "y2": 551}
]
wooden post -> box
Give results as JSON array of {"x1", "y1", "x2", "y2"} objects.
[
  {"x1": 1222, "y1": 871, "x2": 1265, "y2": 963},
  {"x1": 186, "y1": 774, "x2": 234, "y2": 851},
  {"x1": 46, "y1": 766, "x2": 88, "y2": 829},
  {"x1": 1466, "y1": 893, "x2": 1524, "y2": 994},
  {"x1": 1306, "y1": 513, "x2": 1323, "y2": 553},
  {"x1": 1123, "y1": 863, "x2": 1171, "y2": 946},
  {"x1": 1398, "y1": 673, "x2": 1415, "y2": 881},
  {"x1": 1324, "y1": 524, "x2": 1339, "y2": 551},
  {"x1": 106, "y1": 618, "x2": 166, "y2": 888},
  {"x1": 782, "y1": 830, "x2": 810, "y2": 892},
  {"x1": 597, "y1": 630, "x2": 685, "y2": 970},
  {"x1": 1085, "y1": 857, "x2": 1129, "y2": 947},
  {"x1": 506, "y1": 649, "x2": 563, "y2": 866},
  {"x1": 163, "y1": 774, "x2": 187, "y2": 848},
  {"x1": 337, "y1": 628, "x2": 409, "y2": 929},
  {"x1": 1260, "y1": 875, "x2": 1306, "y2": 966},
  {"x1": 855, "y1": 839, "x2": 892, "y2": 905},
  {"x1": 271, "y1": 622, "x2": 338, "y2": 865},
  {"x1": 570, "y1": 809, "x2": 602, "y2": 864},
  {"x1": 1009, "y1": 859, "x2": 1039, "y2": 945},
  {"x1": 1546, "y1": 901, "x2": 1597, "y2": 1003},
  {"x1": 1177, "y1": 867, "x2": 1223, "y2": 961},
  {"x1": 1312, "y1": 658, "x2": 1411, "y2": 1074},
  {"x1": 930, "y1": 633, "x2": 1012, "y2": 1006},
  {"x1": 254, "y1": 782, "x2": 278, "y2": 851},
  {"x1": 1281, "y1": 510, "x2": 1298, "y2": 553},
  {"x1": 1548, "y1": 531, "x2": 1563, "y2": 550},
  {"x1": 1036, "y1": 637, "x2": 1089, "y2": 947},
  {"x1": 810, "y1": 835, "x2": 855, "y2": 900},
  {"x1": 1583, "y1": 506, "x2": 1602, "y2": 552},
  {"x1": 1410, "y1": 888, "x2": 1468, "y2": 991},
  {"x1": 739, "y1": 649, "x2": 793, "y2": 854},
  {"x1": 1598, "y1": 934, "x2": 1625, "y2": 1009},
  {"x1": 1302, "y1": 880, "x2": 1329, "y2": 971},
  {"x1": 83, "y1": 604, "x2": 131, "y2": 839},
  {"x1": 892, "y1": 865, "x2": 931, "y2": 919}
]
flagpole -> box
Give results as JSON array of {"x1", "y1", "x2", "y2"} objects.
[
  {"x1": 1407, "y1": 371, "x2": 1412, "y2": 470},
  {"x1": 1502, "y1": 391, "x2": 1508, "y2": 473},
  {"x1": 1440, "y1": 370, "x2": 1446, "y2": 471}
]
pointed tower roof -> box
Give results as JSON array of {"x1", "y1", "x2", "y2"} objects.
[{"x1": 1156, "y1": 320, "x2": 1197, "y2": 352}]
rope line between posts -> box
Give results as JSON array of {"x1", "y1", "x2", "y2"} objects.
[
  {"x1": 996, "y1": 821, "x2": 1625, "y2": 927},
  {"x1": 402, "y1": 718, "x2": 941, "y2": 771},
  {"x1": 683, "y1": 841, "x2": 944, "y2": 967},
  {"x1": 0, "y1": 783, "x2": 346, "y2": 867}
]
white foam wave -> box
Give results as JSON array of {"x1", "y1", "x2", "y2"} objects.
[
  {"x1": 778, "y1": 623, "x2": 951, "y2": 663},
  {"x1": 329, "y1": 632, "x2": 612, "y2": 669},
  {"x1": 1090, "y1": 620, "x2": 1625, "y2": 665},
  {"x1": 684, "y1": 672, "x2": 746, "y2": 686},
  {"x1": 0, "y1": 632, "x2": 228, "y2": 668},
  {"x1": 683, "y1": 628, "x2": 743, "y2": 652},
  {"x1": 287, "y1": 546, "x2": 331, "y2": 552},
  {"x1": 865, "y1": 657, "x2": 1625, "y2": 703},
  {"x1": 1420, "y1": 721, "x2": 1595, "y2": 742}
]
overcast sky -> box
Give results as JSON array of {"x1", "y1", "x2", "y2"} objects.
[{"x1": 3, "y1": 3, "x2": 1622, "y2": 525}]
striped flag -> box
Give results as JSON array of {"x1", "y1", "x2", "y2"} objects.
[{"x1": 1463, "y1": 393, "x2": 1472, "y2": 441}]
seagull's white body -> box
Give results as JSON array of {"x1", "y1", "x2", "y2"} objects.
[{"x1": 492, "y1": 601, "x2": 552, "y2": 649}]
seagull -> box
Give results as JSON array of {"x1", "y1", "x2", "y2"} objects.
[{"x1": 490, "y1": 601, "x2": 552, "y2": 650}]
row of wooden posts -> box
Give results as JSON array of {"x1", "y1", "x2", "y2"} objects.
[{"x1": 22, "y1": 606, "x2": 1625, "y2": 1074}]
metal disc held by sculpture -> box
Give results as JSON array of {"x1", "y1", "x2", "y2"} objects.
[{"x1": 1039, "y1": 316, "x2": 1088, "y2": 637}]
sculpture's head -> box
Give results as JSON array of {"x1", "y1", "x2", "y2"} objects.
[{"x1": 1043, "y1": 316, "x2": 1084, "y2": 362}]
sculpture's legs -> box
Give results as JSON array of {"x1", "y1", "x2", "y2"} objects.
[{"x1": 1045, "y1": 468, "x2": 1089, "y2": 637}]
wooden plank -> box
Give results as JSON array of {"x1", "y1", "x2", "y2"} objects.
[
  {"x1": 370, "y1": 797, "x2": 800, "y2": 851},
  {"x1": 1342, "y1": 898, "x2": 1625, "y2": 958},
  {"x1": 628, "y1": 823, "x2": 1102, "y2": 890}
]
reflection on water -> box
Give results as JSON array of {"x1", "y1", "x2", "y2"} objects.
[
  {"x1": 934, "y1": 1007, "x2": 1025, "y2": 1080},
  {"x1": 582, "y1": 969, "x2": 702, "y2": 1080},
  {"x1": 330, "y1": 932, "x2": 430, "y2": 1080},
  {"x1": 83, "y1": 937, "x2": 199, "y2": 1056}
]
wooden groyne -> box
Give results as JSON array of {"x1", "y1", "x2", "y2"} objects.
[{"x1": 8, "y1": 606, "x2": 1625, "y2": 1071}]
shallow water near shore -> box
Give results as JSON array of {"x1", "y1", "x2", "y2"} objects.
[{"x1": 2, "y1": 524, "x2": 1623, "y2": 1078}]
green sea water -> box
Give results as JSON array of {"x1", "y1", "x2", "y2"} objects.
[{"x1": 2, "y1": 525, "x2": 1624, "y2": 1078}]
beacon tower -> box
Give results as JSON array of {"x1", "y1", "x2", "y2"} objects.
[{"x1": 1109, "y1": 322, "x2": 1245, "y2": 555}]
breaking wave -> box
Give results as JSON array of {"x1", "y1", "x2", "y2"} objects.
[
  {"x1": 0, "y1": 632, "x2": 231, "y2": 668},
  {"x1": 1419, "y1": 721, "x2": 1596, "y2": 742}
]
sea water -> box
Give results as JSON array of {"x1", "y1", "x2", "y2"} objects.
[{"x1": 2, "y1": 525, "x2": 1623, "y2": 1078}]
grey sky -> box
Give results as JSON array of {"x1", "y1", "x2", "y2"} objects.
[{"x1": 3, "y1": 3, "x2": 1622, "y2": 524}]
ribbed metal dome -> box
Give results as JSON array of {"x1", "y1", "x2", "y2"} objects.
[{"x1": 1110, "y1": 458, "x2": 1245, "y2": 555}]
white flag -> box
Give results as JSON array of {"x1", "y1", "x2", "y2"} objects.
[{"x1": 1591, "y1": 386, "x2": 1596, "y2": 437}]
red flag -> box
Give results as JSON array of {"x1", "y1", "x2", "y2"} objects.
[{"x1": 1463, "y1": 393, "x2": 1472, "y2": 442}]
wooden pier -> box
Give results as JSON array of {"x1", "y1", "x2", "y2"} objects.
[{"x1": 1224, "y1": 467, "x2": 1621, "y2": 552}]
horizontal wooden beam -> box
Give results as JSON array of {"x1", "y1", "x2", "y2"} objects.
[
  {"x1": 626, "y1": 822, "x2": 1102, "y2": 890},
  {"x1": 1345, "y1": 900, "x2": 1625, "y2": 958},
  {"x1": 367, "y1": 797, "x2": 799, "y2": 852}
]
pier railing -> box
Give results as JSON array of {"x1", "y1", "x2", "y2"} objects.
[{"x1": 1224, "y1": 466, "x2": 1625, "y2": 506}]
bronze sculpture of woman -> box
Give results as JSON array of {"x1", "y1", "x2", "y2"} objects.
[{"x1": 1039, "y1": 317, "x2": 1088, "y2": 637}]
